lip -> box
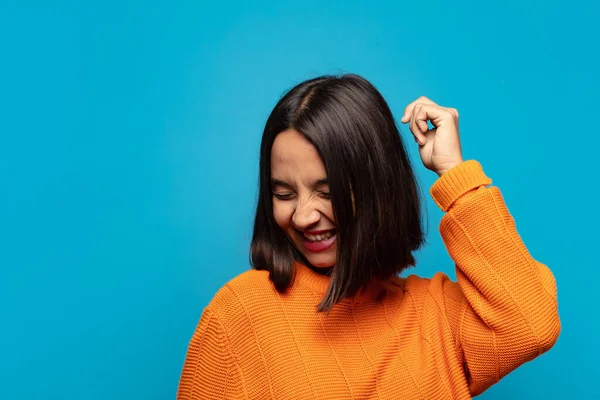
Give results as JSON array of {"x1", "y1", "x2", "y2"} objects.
[{"x1": 301, "y1": 232, "x2": 337, "y2": 253}]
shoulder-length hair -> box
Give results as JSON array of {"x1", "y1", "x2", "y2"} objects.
[{"x1": 250, "y1": 74, "x2": 426, "y2": 312}]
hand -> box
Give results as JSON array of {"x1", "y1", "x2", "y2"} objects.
[{"x1": 400, "y1": 96, "x2": 464, "y2": 176}]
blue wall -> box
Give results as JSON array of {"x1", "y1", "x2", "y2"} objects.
[{"x1": 1, "y1": 0, "x2": 597, "y2": 398}]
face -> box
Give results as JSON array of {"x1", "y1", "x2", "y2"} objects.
[{"x1": 270, "y1": 129, "x2": 337, "y2": 268}]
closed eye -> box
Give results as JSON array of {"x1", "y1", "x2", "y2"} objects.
[{"x1": 273, "y1": 192, "x2": 294, "y2": 200}]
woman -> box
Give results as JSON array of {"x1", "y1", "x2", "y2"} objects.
[{"x1": 177, "y1": 74, "x2": 560, "y2": 399}]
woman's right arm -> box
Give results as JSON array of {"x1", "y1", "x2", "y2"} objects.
[{"x1": 177, "y1": 306, "x2": 245, "y2": 400}]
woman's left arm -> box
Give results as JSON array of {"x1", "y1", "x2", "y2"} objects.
[
  {"x1": 401, "y1": 97, "x2": 560, "y2": 395},
  {"x1": 430, "y1": 160, "x2": 560, "y2": 395}
]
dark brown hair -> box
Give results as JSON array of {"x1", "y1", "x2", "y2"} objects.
[{"x1": 250, "y1": 74, "x2": 426, "y2": 312}]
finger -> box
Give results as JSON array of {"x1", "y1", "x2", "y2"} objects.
[
  {"x1": 446, "y1": 107, "x2": 459, "y2": 120},
  {"x1": 401, "y1": 103, "x2": 416, "y2": 123},
  {"x1": 423, "y1": 126, "x2": 437, "y2": 146},
  {"x1": 401, "y1": 96, "x2": 438, "y2": 123},
  {"x1": 411, "y1": 104, "x2": 429, "y2": 145},
  {"x1": 416, "y1": 103, "x2": 453, "y2": 129},
  {"x1": 409, "y1": 104, "x2": 421, "y2": 139}
]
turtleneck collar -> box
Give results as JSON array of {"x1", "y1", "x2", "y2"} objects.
[
  {"x1": 294, "y1": 261, "x2": 332, "y2": 294},
  {"x1": 293, "y1": 261, "x2": 400, "y2": 304}
]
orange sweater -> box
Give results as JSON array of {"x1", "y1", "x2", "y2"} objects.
[{"x1": 177, "y1": 160, "x2": 560, "y2": 399}]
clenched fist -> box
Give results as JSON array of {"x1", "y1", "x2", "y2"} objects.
[{"x1": 401, "y1": 96, "x2": 464, "y2": 176}]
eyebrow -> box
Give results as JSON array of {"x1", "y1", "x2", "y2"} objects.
[{"x1": 271, "y1": 178, "x2": 329, "y2": 188}]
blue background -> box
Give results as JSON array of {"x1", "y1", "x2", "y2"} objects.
[{"x1": 1, "y1": 0, "x2": 597, "y2": 398}]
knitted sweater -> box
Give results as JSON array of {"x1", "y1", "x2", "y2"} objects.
[{"x1": 177, "y1": 160, "x2": 560, "y2": 399}]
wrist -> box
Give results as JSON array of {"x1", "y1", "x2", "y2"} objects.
[
  {"x1": 436, "y1": 160, "x2": 464, "y2": 177},
  {"x1": 430, "y1": 160, "x2": 492, "y2": 212}
]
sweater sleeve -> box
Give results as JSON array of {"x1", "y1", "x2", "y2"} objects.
[
  {"x1": 177, "y1": 306, "x2": 245, "y2": 400},
  {"x1": 430, "y1": 160, "x2": 561, "y2": 396}
]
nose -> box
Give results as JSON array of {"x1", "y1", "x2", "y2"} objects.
[{"x1": 292, "y1": 200, "x2": 320, "y2": 229}]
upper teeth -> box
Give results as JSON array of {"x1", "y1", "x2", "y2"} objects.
[{"x1": 304, "y1": 231, "x2": 334, "y2": 242}]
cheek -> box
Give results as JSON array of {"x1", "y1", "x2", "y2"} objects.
[
  {"x1": 324, "y1": 203, "x2": 335, "y2": 224},
  {"x1": 273, "y1": 202, "x2": 293, "y2": 231}
]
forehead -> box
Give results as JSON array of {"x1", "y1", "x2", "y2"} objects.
[{"x1": 271, "y1": 129, "x2": 326, "y2": 176}]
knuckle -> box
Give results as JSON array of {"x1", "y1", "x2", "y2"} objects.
[{"x1": 445, "y1": 107, "x2": 458, "y2": 117}]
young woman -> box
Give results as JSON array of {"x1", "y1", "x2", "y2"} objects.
[{"x1": 177, "y1": 74, "x2": 560, "y2": 399}]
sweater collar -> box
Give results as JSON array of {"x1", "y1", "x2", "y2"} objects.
[
  {"x1": 294, "y1": 261, "x2": 399, "y2": 304},
  {"x1": 294, "y1": 261, "x2": 332, "y2": 294}
]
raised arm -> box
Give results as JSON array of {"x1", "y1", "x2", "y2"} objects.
[
  {"x1": 401, "y1": 97, "x2": 560, "y2": 395},
  {"x1": 431, "y1": 160, "x2": 560, "y2": 395}
]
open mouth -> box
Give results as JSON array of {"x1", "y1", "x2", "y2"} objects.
[
  {"x1": 299, "y1": 229, "x2": 337, "y2": 252},
  {"x1": 303, "y1": 230, "x2": 335, "y2": 242}
]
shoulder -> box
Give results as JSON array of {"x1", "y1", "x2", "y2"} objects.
[
  {"x1": 207, "y1": 267, "x2": 280, "y2": 322},
  {"x1": 403, "y1": 271, "x2": 459, "y2": 305},
  {"x1": 198, "y1": 268, "x2": 287, "y2": 351}
]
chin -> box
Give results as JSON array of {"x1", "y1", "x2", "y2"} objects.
[{"x1": 306, "y1": 254, "x2": 336, "y2": 268}]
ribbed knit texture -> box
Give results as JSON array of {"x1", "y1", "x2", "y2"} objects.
[{"x1": 177, "y1": 160, "x2": 561, "y2": 399}]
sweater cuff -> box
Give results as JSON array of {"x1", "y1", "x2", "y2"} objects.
[{"x1": 430, "y1": 160, "x2": 492, "y2": 212}]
